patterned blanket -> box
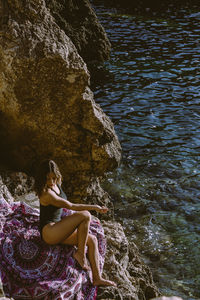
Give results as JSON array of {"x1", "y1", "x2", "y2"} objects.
[{"x1": 0, "y1": 197, "x2": 106, "y2": 299}]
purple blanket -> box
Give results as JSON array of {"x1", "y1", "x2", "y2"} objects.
[{"x1": 0, "y1": 197, "x2": 106, "y2": 299}]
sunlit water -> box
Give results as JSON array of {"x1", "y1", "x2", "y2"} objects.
[{"x1": 90, "y1": 2, "x2": 200, "y2": 299}]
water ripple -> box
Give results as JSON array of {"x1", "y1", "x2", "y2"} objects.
[{"x1": 91, "y1": 3, "x2": 200, "y2": 299}]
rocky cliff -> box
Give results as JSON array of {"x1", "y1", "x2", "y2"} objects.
[
  {"x1": 0, "y1": 0, "x2": 160, "y2": 299},
  {"x1": 45, "y1": 0, "x2": 111, "y2": 64},
  {"x1": 0, "y1": 0, "x2": 120, "y2": 204}
]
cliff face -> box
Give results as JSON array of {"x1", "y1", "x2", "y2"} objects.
[
  {"x1": 0, "y1": 0, "x2": 160, "y2": 299},
  {"x1": 45, "y1": 0, "x2": 111, "y2": 63},
  {"x1": 0, "y1": 0, "x2": 121, "y2": 202}
]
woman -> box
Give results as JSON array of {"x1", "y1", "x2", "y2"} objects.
[{"x1": 34, "y1": 159, "x2": 116, "y2": 287}]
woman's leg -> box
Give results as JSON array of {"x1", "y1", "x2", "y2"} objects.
[
  {"x1": 72, "y1": 212, "x2": 91, "y2": 270},
  {"x1": 62, "y1": 233, "x2": 117, "y2": 287},
  {"x1": 87, "y1": 235, "x2": 117, "y2": 286},
  {"x1": 42, "y1": 210, "x2": 91, "y2": 269}
]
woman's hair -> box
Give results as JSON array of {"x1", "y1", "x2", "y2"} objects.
[{"x1": 34, "y1": 159, "x2": 62, "y2": 196}]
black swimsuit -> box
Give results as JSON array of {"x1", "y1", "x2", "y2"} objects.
[{"x1": 39, "y1": 185, "x2": 67, "y2": 237}]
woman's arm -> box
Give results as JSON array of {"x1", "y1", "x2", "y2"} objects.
[
  {"x1": 71, "y1": 203, "x2": 108, "y2": 213},
  {"x1": 41, "y1": 189, "x2": 108, "y2": 213}
]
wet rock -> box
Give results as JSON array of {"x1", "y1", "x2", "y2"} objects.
[
  {"x1": 98, "y1": 220, "x2": 160, "y2": 299},
  {"x1": 45, "y1": 0, "x2": 111, "y2": 63},
  {"x1": 160, "y1": 199, "x2": 179, "y2": 211},
  {"x1": 0, "y1": 0, "x2": 121, "y2": 203}
]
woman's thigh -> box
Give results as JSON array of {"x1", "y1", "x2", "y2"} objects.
[
  {"x1": 42, "y1": 212, "x2": 88, "y2": 244},
  {"x1": 61, "y1": 231, "x2": 95, "y2": 247},
  {"x1": 61, "y1": 229, "x2": 78, "y2": 245}
]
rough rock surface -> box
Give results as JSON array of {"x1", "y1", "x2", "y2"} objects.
[
  {"x1": 0, "y1": 171, "x2": 160, "y2": 299},
  {"x1": 45, "y1": 0, "x2": 111, "y2": 63},
  {"x1": 97, "y1": 221, "x2": 160, "y2": 300},
  {"x1": 0, "y1": 0, "x2": 121, "y2": 203}
]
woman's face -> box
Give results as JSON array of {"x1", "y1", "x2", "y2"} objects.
[{"x1": 46, "y1": 172, "x2": 57, "y2": 188}]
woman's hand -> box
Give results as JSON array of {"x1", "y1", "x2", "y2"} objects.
[{"x1": 95, "y1": 205, "x2": 108, "y2": 214}]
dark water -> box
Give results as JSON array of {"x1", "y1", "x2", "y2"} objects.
[{"x1": 90, "y1": 2, "x2": 200, "y2": 299}]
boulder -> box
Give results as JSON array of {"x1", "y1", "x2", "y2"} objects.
[
  {"x1": 0, "y1": 0, "x2": 121, "y2": 202},
  {"x1": 45, "y1": 0, "x2": 111, "y2": 63},
  {"x1": 97, "y1": 220, "x2": 160, "y2": 299}
]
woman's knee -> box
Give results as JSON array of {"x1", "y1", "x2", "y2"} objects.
[
  {"x1": 87, "y1": 234, "x2": 98, "y2": 246},
  {"x1": 76, "y1": 210, "x2": 91, "y2": 221},
  {"x1": 81, "y1": 210, "x2": 91, "y2": 221}
]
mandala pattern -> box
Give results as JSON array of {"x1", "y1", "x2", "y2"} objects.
[{"x1": 0, "y1": 197, "x2": 106, "y2": 299}]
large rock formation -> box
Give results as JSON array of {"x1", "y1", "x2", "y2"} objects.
[
  {"x1": 0, "y1": 1, "x2": 160, "y2": 299},
  {"x1": 98, "y1": 220, "x2": 159, "y2": 299},
  {"x1": 45, "y1": 0, "x2": 111, "y2": 63},
  {"x1": 0, "y1": 171, "x2": 160, "y2": 299},
  {"x1": 0, "y1": 0, "x2": 121, "y2": 203}
]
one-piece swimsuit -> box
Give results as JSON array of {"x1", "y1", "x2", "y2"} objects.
[{"x1": 39, "y1": 185, "x2": 67, "y2": 238}]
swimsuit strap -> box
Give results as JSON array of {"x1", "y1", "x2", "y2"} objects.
[
  {"x1": 50, "y1": 185, "x2": 61, "y2": 196},
  {"x1": 50, "y1": 185, "x2": 67, "y2": 200}
]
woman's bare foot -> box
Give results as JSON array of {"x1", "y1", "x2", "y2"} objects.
[
  {"x1": 73, "y1": 251, "x2": 91, "y2": 271},
  {"x1": 93, "y1": 278, "x2": 117, "y2": 287}
]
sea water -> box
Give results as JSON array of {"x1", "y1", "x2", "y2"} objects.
[{"x1": 91, "y1": 2, "x2": 200, "y2": 299}]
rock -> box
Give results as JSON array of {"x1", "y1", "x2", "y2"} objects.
[
  {"x1": 0, "y1": 287, "x2": 5, "y2": 299},
  {"x1": 1, "y1": 171, "x2": 35, "y2": 198},
  {"x1": 0, "y1": 0, "x2": 121, "y2": 202},
  {"x1": 0, "y1": 175, "x2": 14, "y2": 203},
  {"x1": 97, "y1": 220, "x2": 160, "y2": 299},
  {"x1": 0, "y1": 171, "x2": 39, "y2": 207},
  {"x1": 45, "y1": 0, "x2": 111, "y2": 63}
]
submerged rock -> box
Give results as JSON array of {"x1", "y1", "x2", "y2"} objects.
[{"x1": 0, "y1": 0, "x2": 121, "y2": 203}]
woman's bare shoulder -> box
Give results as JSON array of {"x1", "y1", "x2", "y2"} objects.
[{"x1": 39, "y1": 189, "x2": 53, "y2": 205}]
